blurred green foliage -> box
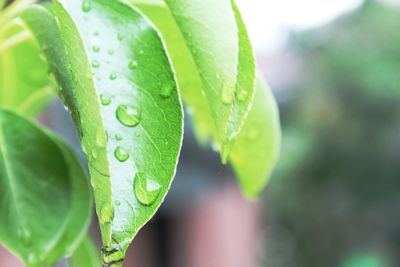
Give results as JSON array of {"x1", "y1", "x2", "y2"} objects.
[{"x1": 266, "y1": 1, "x2": 400, "y2": 266}]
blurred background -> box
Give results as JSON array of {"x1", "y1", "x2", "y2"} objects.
[{"x1": 2, "y1": 0, "x2": 400, "y2": 266}]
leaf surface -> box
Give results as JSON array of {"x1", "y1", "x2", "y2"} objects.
[
  {"x1": 0, "y1": 109, "x2": 91, "y2": 266},
  {"x1": 0, "y1": 16, "x2": 55, "y2": 116},
  {"x1": 164, "y1": 0, "x2": 255, "y2": 160},
  {"x1": 69, "y1": 236, "x2": 101, "y2": 267},
  {"x1": 132, "y1": 2, "x2": 277, "y2": 198},
  {"x1": 49, "y1": 0, "x2": 183, "y2": 264},
  {"x1": 230, "y1": 76, "x2": 281, "y2": 199}
]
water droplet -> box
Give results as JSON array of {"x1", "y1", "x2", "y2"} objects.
[
  {"x1": 99, "y1": 204, "x2": 114, "y2": 223},
  {"x1": 237, "y1": 89, "x2": 249, "y2": 101},
  {"x1": 134, "y1": 132, "x2": 140, "y2": 137},
  {"x1": 18, "y1": 228, "x2": 31, "y2": 245},
  {"x1": 100, "y1": 94, "x2": 111, "y2": 105},
  {"x1": 82, "y1": 1, "x2": 91, "y2": 12},
  {"x1": 114, "y1": 146, "x2": 129, "y2": 162},
  {"x1": 116, "y1": 104, "x2": 140, "y2": 127},
  {"x1": 160, "y1": 84, "x2": 174, "y2": 98},
  {"x1": 108, "y1": 49, "x2": 115, "y2": 55},
  {"x1": 115, "y1": 200, "x2": 121, "y2": 206},
  {"x1": 117, "y1": 33, "x2": 124, "y2": 41},
  {"x1": 221, "y1": 82, "x2": 234, "y2": 105},
  {"x1": 109, "y1": 73, "x2": 117, "y2": 80},
  {"x1": 216, "y1": 73, "x2": 221, "y2": 79},
  {"x1": 134, "y1": 173, "x2": 161, "y2": 206},
  {"x1": 115, "y1": 134, "x2": 123, "y2": 141},
  {"x1": 139, "y1": 49, "x2": 144, "y2": 55},
  {"x1": 92, "y1": 45, "x2": 100, "y2": 52},
  {"x1": 96, "y1": 130, "x2": 107, "y2": 147},
  {"x1": 91, "y1": 60, "x2": 100, "y2": 68},
  {"x1": 94, "y1": 31, "x2": 99, "y2": 36},
  {"x1": 128, "y1": 60, "x2": 138, "y2": 70}
]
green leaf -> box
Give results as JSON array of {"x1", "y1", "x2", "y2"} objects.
[
  {"x1": 47, "y1": 0, "x2": 183, "y2": 265},
  {"x1": 69, "y1": 236, "x2": 101, "y2": 267},
  {"x1": 229, "y1": 76, "x2": 281, "y2": 199},
  {"x1": 0, "y1": 109, "x2": 91, "y2": 266},
  {"x1": 164, "y1": 0, "x2": 256, "y2": 161},
  {"x1": 130, "y1": 0, "x2": 213, "y2": 144},
  {"x1": 0, "y1": 0, "x2": 6, "y2": 10},
  {"x1": 0, "y1": 16, "x2": 56, "y2": 117},
  {"x1": 131, "y1": 1, "x2": 276, "y2": 198},
  {"x1": 42, "y1": 138, "x2": 93, "y2": 265}
]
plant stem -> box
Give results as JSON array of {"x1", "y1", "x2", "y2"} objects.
[{"x1": 0, "y1": 0, "x2": 37, "y2": 25}]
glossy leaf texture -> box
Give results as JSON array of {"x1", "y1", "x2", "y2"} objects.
[
  {"x1": 49, "y1": 0, "x2": 183, "y2": 265},
  {"x1": 164, "y1": 0, "x2": 256, "y2": 162},
  {"x1": 0, "y1": 16, "x2": 56, "y2": 117},
  {"x1": 229, "y1": 76, "x2": 281, "y2": 199},
  {"x1": 0, "y1": 109, "x2": 92, "y2": 266},
  {"x1": 132, "y1": 1, "x2": 280, "y2": 199},
  {"x1": 69, "y1": 236, "x2": 101, "y2": 267}
]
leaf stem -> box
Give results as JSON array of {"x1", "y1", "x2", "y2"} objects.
[{"x1": 0, "y1": 0, "x2": 37, "y2": 25}]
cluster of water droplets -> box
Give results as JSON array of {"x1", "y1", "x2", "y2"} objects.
[{"x1": 80, "y1": 3, "x2": 169, "y2": 210}]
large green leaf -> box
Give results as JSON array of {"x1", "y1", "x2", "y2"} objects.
[
  {"x1": 69, "y1": 236, "x2": 101, "y2": 267},
  {"x1": 132, "y1": 2, "x2": 277, "y2": 198},
  {"x1": 0, "y1": 16, "x2": 56, "y2": 117},
  {"x1": 164, "y1": 0, "x2": 256, "y2": 161},
  {"x1": 0, "y1": 109, "x2": 91, "y2": 266},
  {"x1": 230, "y1": 76, "x2": 281, "y2": 199},
  {"x1": 46, "y1": 0, "x2": 183, "y2": 265}
]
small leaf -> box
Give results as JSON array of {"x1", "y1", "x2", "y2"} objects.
[
  {"x1": 230, "y1": 76, "x2": 281, "y2": 199},
  {"x1": 164, "y1": 0, "x2": 256, "y2": 160},
  {"x1": 44, "y1": 0, "x2": 183, "y2": 264},
  {"x1": 0, "y1": 16, "x2": 56, "y2": 117},
  {"x1": 0, "y1": 109, "x2": 91, "y2": 266},
  {"x1": 69, "y1": 236, "x2": 101, "y2": 267}
]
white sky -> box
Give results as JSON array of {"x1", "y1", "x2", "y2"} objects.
[{"x1": 236, "y1": 0, "x2": 363, "y2": 53}]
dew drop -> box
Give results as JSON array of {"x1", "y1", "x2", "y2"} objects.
[
  {"x1": 237, "y1": 89, "x2": 249, "y2": 101},
  {"x1": 114, "y1": 146, "x2": 129, "y2": 162},
  {"x1": 134, "y1": 173, "x2": 161, "y2": 206},
  {"x1": 96, "y1": 130, "x2": 107, "y2": 147},
  {"x1": 94, "y1": 31, "x2": 99, "y2": 36},
  {"x1": 128, "y1": 60, "x2": 138, "y2": 70},
  {"x1": 139, "y1": 49, "x2": 144, "y2": 55},
  {"x1": 115, "y1": 200, "x2": 121, "y2": 206},
  {"x1": 116, "y1": 104, "x2": 140, "y2": 127},
  {"x1": 99, "y1": 204, "x2": 114, "y2": 223},
  {"x1": 100, "y1": 94, "x2": 111, "y2": 105},
  {"x1": 108, "y1": 49, "x2": 115, "y2": 55},
  {"x1": 109, "y1": 73, "x2": 117, "y2": 80},
  {"x1": 92, "y1": 45, "x2": 100, "y2": 53},
  {"x1": 221, "y1": 82, "x2": 234, "y2": 105},
  {"x1": 91, "y1": 60, "x2": 100, "y2": 68},
  {"x1": 82, "y1": 1, "x2": 91, "y2": 12},
  {"x1": 115, "y1": 134, "x2": 123, "y2": 141},
  {"x1": 134, "y1": 132, "x2": 140, "y2": 137},
  {"x1": 160, "y1": 84, "x2": 174, "y2": 98},
  {"x1": 117, "y1": 33, "x2": 124, "y2": 41}
]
